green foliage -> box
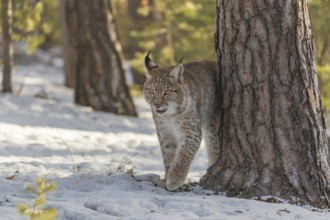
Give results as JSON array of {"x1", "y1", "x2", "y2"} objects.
[
  {"x1": 12, "y1": 0, "x2": 44, "y2": 51},
  {"x1": 130, "y1": 84, "x2": 144, "y2": 97},
  {"x1": 113, "y1": 0, "x2": 330, "y2": 109},
  {"x1": 309, "y1": 0, "x2": 330, "y2": 111},
  {"x1": 317, "y1": 65, "x2": 330, "y2": 111},
  {"x1": 17, "y1": 178, "x2": 58, "y2": 220},
  {"x1": 309, "y1": 0, "x2": 330, "y2": 65},
  {"x1": 1, "y1": 0, "x2": 329, "y2": 108},
  {"x1": 113, "y1": 0, "x2": 215, "y2": 73},
  {"x1": 0, "y1": 0, "x2": 60, "y2": 52}
]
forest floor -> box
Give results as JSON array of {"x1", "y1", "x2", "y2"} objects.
[{"x1": 0, "y1": 63, "x2": 330, "y2": 220}]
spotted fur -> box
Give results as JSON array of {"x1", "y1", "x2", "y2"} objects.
[{"x1": 143, "y1": 54, "x2": 221, "y2": 191}]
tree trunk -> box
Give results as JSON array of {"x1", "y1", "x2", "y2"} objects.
[
  {"x1": 63, "y1": 0, "x2": 137, "y2": 116},
  {"x1": 59, "y1": 0, "x2": 74, "y2": 88},
  {"x1": 200, "y1": 0, "x2": 330, "y2": 208},
  {"x1": 2, "y1": 0, "x2": 13, "y2": 93},
  {"x1": 318, "y1": 29, "x2": 329, "y2": 66}
]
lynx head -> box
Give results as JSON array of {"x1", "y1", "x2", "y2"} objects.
[{"x1": 143, "y1": 52, "x2": 186, "y2": 116}]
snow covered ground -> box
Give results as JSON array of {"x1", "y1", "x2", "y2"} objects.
[{"x1": 0, "y1": 63, "x2": 329, "y2": 220}]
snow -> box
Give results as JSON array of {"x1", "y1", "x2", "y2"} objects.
[{"x1": 0, "y1": 63, "x2": 329, "y2": 220}]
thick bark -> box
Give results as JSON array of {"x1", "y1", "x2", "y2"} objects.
[
  {"x1": 63, "y1": 0, "x2": 136, "y2": 116},
  {"x1": 201, "y1": 0, "x2": 330, "y2": 208},
  {"x1": 2, "y1": 0, "x2": 13, "y2": 93}
]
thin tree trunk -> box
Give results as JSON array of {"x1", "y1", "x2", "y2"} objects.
[
  {"x1": 165, "y1": 19, "x2": 175, "y2": 65},
  {"x1": 59, "y1": 0, "x2": 74, "y2": 88},
  {"x1": 126, "y1": 0, "x2": 142, "y2": 61},
  {"x1": 2, "y1": 0, "x2": 13, "y2": 93},
  {"x1": 125, "y1": 0, "x2": 160, "y2": 85},
  {"x1": 318, "y1": 29, "x2": 329, "y2": 66},
  {"x1": 201, "y1": 0, "x2": 330, "y2": 208},
  {"x1": 63, "y1": 0, "x2": 136, "y2": 116}
]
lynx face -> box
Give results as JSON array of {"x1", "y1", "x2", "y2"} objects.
[
  {"x1": 143, "y1": 54, "x2": 186, "y2": 116},
  {"x1": 144, "y1": 70, "x2": 186, "y2": 116}
]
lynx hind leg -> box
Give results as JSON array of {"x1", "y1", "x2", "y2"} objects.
[{"x1": 203, "y1": 120, "x2": 221, "y2": 167}]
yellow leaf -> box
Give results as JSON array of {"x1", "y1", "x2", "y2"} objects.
[
  {"x1": 47, "y1": 182, "x2": 58, "y2": 192},
  {"x1": 43, "y1": 208, "x2": 58, "y2": 220},
  {"x1": 35, "y1": 195, "x2": 46, "y2": 206},
  {"x1": 24, "y1": 183, "x2": 36, "y2": 194},
  {"x1": 17, "y1": 204, "x2": 30, "y2": 215}
]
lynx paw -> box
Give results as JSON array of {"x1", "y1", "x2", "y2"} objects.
[
  {"x1": 166, "y1": 179, "x2": 182, "y2": 191},
  {"x1": 166, "y1": 171, "x2": 186, "y2": 191}
]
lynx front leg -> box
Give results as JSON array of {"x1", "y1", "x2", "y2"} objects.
[
  {"x1": 155, "y1": 125, "x2": 177, "y2": 188},
  {"x1": 154, "y1": 143, "x2": 176, "y2": 188},
  {"x1": 166, "y1": 122, "x2": 202, "y2": 191},
  {"x1": 160, "y1": 142, "x2": 176, "y2": 180}
]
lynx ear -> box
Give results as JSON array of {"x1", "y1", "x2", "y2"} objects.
[
  {"x1": 144, "y1": 51, "x2": 158, "y2": 77},
  {"x1": 169, "y1": 63, "x2": 184, "y2": 83}
]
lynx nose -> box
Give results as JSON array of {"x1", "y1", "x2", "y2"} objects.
[
  {"x1": 154, "y1": 103, "x2": 166, "y2": 114},
  {"x1": 154, "y1": 103, "x2": 162, "y2": 109}
]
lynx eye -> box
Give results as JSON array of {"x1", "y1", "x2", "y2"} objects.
[
  {"x1": 146, "y1": 88, "x2": 154, "y2": 95},
  {"x1": 163, "y1": 90, "x2": 171, "y2": 96}
]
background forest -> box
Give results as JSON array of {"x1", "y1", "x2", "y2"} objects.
[{"x1": 0, "y1": 0, "x2": 330, "y2": 109}]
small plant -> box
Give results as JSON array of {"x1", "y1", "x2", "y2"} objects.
[
  {"x1": 180, "y1": 180, "x2": 199, "y2": 192},
  {"x1": 64, "y1": 142, "x2": 90, "y2": 173},
  {"x1": 106, "y1": 154, "x2": 137, "y2": 176},
  {"x1": 17, "y1": 178, "x2": 58, "y2": 220}
]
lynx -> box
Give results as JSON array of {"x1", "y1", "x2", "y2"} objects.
[{"x1": 143, "y1": 52, "x2": 221, "y2": 191}]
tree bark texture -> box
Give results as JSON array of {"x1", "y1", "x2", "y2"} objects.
[
  {"x1": 201, "y1": 0, "x2": 330, "y2": 207},
  {"x1": 2, "y1": 0, "x2": 13, "y2": 93},
  {"x1": 63, "y1": 0, "x2": 137, "y2": 116}
]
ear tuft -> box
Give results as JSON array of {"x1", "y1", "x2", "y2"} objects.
[
  {"x1": 169, "y1": 63, "x2": 184, "y2": 83},
  {"x1": 144, "y1": 51, "x2": 158, "y2": 77},
  {"x1": 178, "y1": 56, "x2": 184, "y2": 64}
]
